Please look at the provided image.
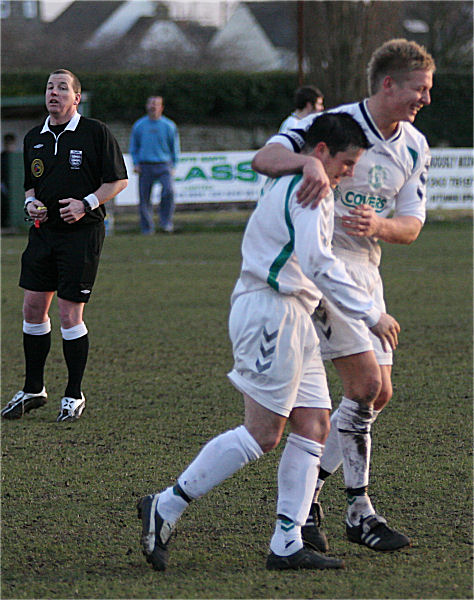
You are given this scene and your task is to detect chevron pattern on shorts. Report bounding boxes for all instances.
[255,326,278,373]
[313,301,332,340]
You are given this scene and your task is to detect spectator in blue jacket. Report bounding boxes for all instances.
[130,96,180,234]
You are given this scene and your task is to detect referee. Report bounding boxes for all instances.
[2,69,128,422]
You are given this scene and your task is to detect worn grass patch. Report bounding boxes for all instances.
[1,219,472,599]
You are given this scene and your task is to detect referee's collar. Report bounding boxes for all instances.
[41,112,82,134]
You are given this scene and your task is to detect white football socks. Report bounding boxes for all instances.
[270,433,323,556]
[318,407,342,475]
[338,397,373,490]
[346,493,375,526]
[158,425,262,524]
[319,405,380,478]
[336,397,378,525]
[271,518,303,557]
[310,400,381,522]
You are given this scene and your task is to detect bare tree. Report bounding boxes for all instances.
[301,0,472,107]
[402,1,473,73]
[302,1,403,107]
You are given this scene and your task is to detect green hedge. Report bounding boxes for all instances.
[2,71,472,146]
[415,71,473,147]
[1,71,298,128]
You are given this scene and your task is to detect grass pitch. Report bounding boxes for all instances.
[1,215,472,599]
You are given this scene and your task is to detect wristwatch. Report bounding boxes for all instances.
[24,199,34,216]
[82,198,93,213]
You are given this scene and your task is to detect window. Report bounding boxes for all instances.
[0,0,11,19]
[23,0,37,19]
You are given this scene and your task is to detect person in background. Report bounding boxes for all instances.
[1,69,128,423]
[279,86,324,133]
[129,96,180,234]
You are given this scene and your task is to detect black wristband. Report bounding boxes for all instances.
[82,198,92,214]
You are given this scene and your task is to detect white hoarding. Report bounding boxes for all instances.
[116,152,263,206]
[116,149,473,210]
[426,148,473,209]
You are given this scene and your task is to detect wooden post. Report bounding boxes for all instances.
[297,0,304,86]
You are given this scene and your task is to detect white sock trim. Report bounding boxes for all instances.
[23,319,51,335]
[234,425,264,460]
[287,433,324,457]
[338,396,373,433]
[61,322,88,340]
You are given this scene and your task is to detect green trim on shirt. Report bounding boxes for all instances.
[267,175,302,291]
[407,146,418,169]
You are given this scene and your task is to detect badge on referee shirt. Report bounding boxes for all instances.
[31,159,44,178]
[69,150,83,169]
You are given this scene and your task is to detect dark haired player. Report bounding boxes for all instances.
[279,85,325,133]
[137,113,400,572]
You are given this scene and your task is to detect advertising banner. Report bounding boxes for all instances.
[426,148,473,209]
[116,149,473,209]
[117,152,263,206]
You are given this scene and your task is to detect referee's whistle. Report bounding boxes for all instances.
[34,206,47,228]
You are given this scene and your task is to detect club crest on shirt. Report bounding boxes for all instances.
[31,159,44,178]
[69,149,82,169]
[368,165,388,190]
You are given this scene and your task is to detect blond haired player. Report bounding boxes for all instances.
[252,39,435,552]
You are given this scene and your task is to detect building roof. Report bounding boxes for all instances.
[45,1,124,39]
[175,20,217,48]
[245,1,297,51]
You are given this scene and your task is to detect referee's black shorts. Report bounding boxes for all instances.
[19,222,106,303]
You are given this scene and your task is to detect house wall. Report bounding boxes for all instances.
[111,121,275,152]
[139,21,196,52]
[209,4,281,71]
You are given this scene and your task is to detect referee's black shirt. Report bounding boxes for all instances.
[23,113,127,230]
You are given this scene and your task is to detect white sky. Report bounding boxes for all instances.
[41,0,73,21]
[40,0,237,25]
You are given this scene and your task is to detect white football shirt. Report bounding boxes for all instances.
[267,100,430,266]
[279,113,302,133]
[232,174,381,326]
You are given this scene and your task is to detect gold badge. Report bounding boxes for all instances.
[31,159,44,178]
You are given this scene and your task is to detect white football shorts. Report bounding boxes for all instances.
[227,287,331,418]
[313,248,393,366]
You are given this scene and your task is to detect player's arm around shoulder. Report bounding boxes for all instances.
[252,144,330,207]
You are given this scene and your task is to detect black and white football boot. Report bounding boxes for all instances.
[266,546,344,570]
[346,513,411,551]
[137,493,174,571]
[1,388,48,419]
[56,393,86,422]
[302,501,329,553]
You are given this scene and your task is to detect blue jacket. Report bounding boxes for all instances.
[129,115,180,167]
